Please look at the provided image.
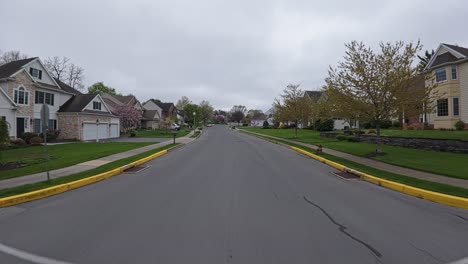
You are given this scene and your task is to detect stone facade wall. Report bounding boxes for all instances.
[57,114,80,140]
[320,132,468,153]
[6,72,35,118]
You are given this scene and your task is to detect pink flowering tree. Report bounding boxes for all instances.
[114,105,142,133]
[216,115,226,123]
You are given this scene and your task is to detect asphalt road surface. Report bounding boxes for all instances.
[0,125,467,264]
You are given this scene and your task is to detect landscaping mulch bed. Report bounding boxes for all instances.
[0,162,24,171]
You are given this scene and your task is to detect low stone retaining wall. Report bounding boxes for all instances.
[320,132,468,153]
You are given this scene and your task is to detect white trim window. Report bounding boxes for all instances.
[93,101,102,110]
[453,97,459,116]
[451,65,457,80]
[14,87,30,105]
[435,67,447,82]
[35,91,55,106]
[29,67,42,80]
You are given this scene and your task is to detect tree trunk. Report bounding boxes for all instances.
[295,120,298,138]
[375,119,382,153]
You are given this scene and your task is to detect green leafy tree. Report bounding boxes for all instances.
[199,100,214,125]
[183,103,202,127]
[229,105,247,124]
[325,40,430,152]
[176,96,192,110]
[88,82,121,95]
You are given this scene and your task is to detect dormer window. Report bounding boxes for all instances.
[435,67,446,82]
[93,101,102,110]
[29,67,42,80]
[14,87,29,105]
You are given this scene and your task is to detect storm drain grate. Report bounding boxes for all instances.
[124,166,150,174]
[332,171,360,180]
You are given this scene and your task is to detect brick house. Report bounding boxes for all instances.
[0,57,120,141]
[424,43,468,129]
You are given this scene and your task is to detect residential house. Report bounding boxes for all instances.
[250,113,268,127]
[141,110,161,129]
[424,43,468,129]
[304,90,354,130]
[177,109,185,124]
[142,99,178,120]
[0,57,119,141]
[101,92,144,131]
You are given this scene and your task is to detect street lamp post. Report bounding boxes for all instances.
[193,111,196,131]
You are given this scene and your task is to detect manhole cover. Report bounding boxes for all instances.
[124,166,150,174]
[332,171,360,180]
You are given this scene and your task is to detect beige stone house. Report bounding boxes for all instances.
[0,57,120,141]
[424,43,468,129]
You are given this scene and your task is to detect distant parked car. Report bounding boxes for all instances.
[207,123,213,127]
[171,123,180,131]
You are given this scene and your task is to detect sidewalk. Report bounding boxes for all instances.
[241,130,468,189]
[0,134,195,190]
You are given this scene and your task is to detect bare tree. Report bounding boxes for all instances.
[44,56,70,80]
[67,63,84,90]
[0,50,28,65]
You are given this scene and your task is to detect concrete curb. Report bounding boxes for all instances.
[239,129,468,210]
[0,146,175,208]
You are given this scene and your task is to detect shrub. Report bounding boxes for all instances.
[20,132,38,144]
[128,129,137,137]
[262,120,270,129]
[30,136,44,145]
[315,119,334,131]
[362,122,373,129]
[39,129,60,142]
[455,120,465,131]
[346,136,359,142]
[380,120,393,129]
[10,138,26,146]
[407,127,415,130]
[336,135,347,141]
[367,129,376,134]
[392,121,401,128]
[242,123,248,127]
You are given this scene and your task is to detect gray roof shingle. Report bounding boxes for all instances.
[0,57,37,79]
[58,94,96,112]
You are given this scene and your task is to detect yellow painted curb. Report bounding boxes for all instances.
[290,146,468,210]
[0,149,169,208]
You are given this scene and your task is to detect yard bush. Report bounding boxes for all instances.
[39,129,60,142]
[262,120,270,129]
[128,130,137,137]
[455,120,465,131]
[242,123,248,127]
[392,121,401,128]
[314,119,334,131]
[336,135,347,141]
[10,138,26,146]
[20,132,38,144]
[380,120,393,129]
[346,136,359,142]
[29,136,44,145]
[367,129,376,134]
[0,119,8,146]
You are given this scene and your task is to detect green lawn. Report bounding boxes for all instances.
[136,129,190,138]
[0,142,153,180]
[379,129,468,140]
[0,144,178,198]
[244,128,468,180]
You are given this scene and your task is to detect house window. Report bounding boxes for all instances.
[34,119,41,133]
[34,119,57,133]
[14,87,29,105]
[453,97,459,116]
[29,68,42,80]
[451,65,457,80]
[93,102,102,110]
[435,67,447,82]
[35,91,55,106]
[48,119,57,130]
[437,99,449,116]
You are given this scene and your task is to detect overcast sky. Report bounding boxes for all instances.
[2,0,467,111]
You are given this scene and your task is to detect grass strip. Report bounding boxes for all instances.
[247,132,468,198]
[0,144,178,198]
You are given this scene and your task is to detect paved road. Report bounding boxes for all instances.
[0,125,467,264]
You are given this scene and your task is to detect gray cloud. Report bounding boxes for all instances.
[1,0,467,110]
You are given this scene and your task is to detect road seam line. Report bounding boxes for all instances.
[0,243,73,264]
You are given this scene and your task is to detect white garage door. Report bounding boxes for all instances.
[110,124,119,138]
[83,123,109,141]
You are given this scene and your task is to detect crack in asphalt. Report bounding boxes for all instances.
[408,242,444,263]
[303,196,382,258]
[454,214,468,223]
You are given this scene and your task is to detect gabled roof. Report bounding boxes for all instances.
[112,94,134,105]
[152,100,175,112]
[58,94,97,112]
[252,113,267,120]
[425,43,468,70]
[177,110,185,116]
[0,87,17,107]
[54,78,82,95]
[142,110,159,120]
[0,57,37,79]
[443,43,468,57]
